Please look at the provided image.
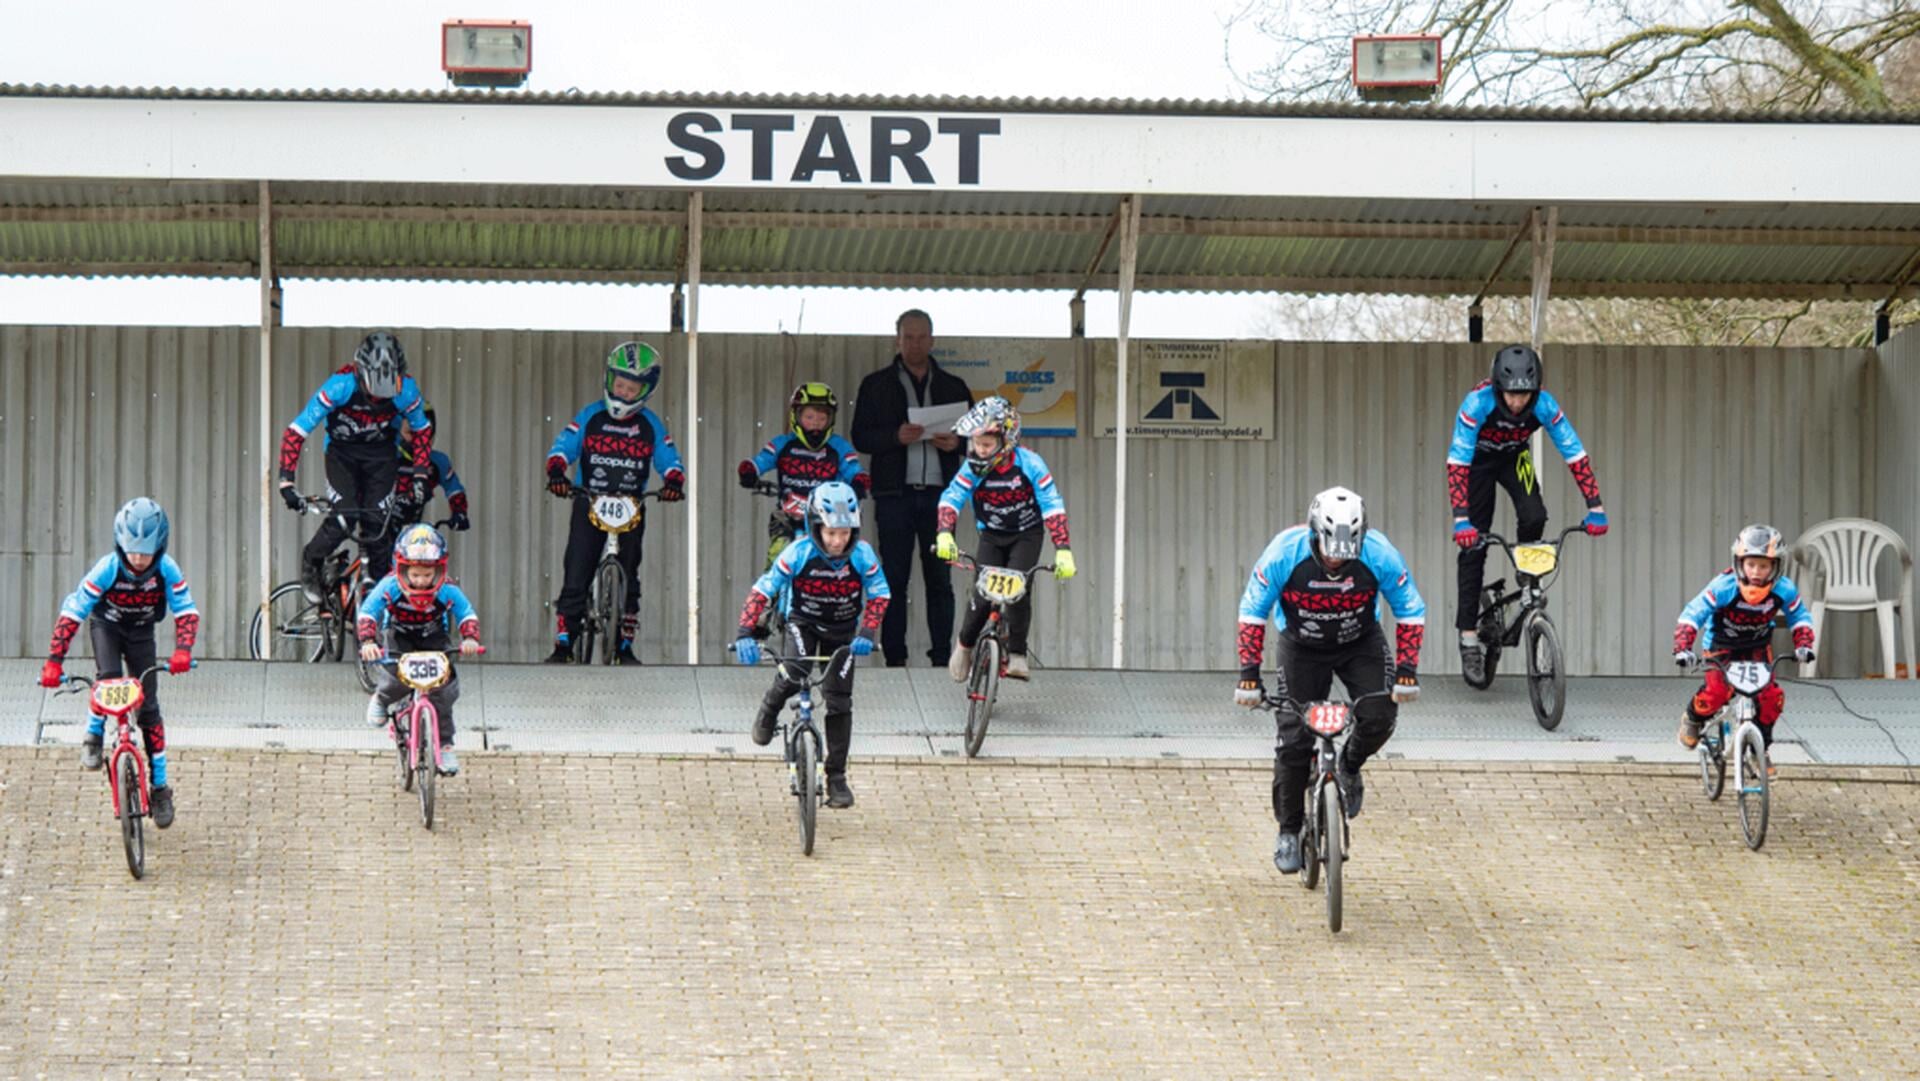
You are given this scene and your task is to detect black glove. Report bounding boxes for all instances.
[448,511,471,532]
[737,461,759,489]
[279,484,303,512]
[547,466,572,498]
[659,481,685,503]
[851,473,871,499]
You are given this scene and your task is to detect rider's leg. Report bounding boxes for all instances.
[955,531,1016,652]
[817,627,856,779]
[996,529,1046,657]
[1454,456,1502,633]
[614,518,648,657]
[119,627,168,789]
[1683,667,1734,747]
[1755,679,1785,748]
[1333,629,1398,817]
[552,499,604,649]
[1496,449,1549,545]
[911,488,956,667]
[427,669,461,747]
[81,621,126,768]
[1269,637,1335,835]
[355,454,401,581]
[300,453,357,586]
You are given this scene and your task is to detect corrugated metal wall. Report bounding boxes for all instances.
[0,326,1879,675]
[1872,324,1920,664]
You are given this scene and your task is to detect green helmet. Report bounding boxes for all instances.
[788,382,838,450]
[604,341,662,420]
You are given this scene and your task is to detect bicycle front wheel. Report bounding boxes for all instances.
[795,725,820,856]
[250,581,329,662]
[1322,777,1345,933]
[593,560,626,666]
[1523,614,1566,731]
[416,702,438,830]
[964,639,1000,758]
[1736,723,1769,850]
[118,755,145,880]
[1699,735,1726,801]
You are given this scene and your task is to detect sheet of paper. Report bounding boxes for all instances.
[907,401,970,440]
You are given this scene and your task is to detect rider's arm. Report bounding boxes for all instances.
[1444,386,1493,518]
[397,379,434,471]
[1674,573,1735,653]
[746,435,786,479]
[1774,575,1816,650]
[356,578,397,643]
[433,450,469,518]
[47,555,115,659]
[852,541,891,638]
[545,402,594,478]
[738,546,799,633]
[440,583,481,642]
[1235,531,1296,678]
[830,434,870,488]
[934,470,974,533]
[643,408,687,490]
[1533,389,1602,507]
[1363,532,1427,675]
[281,372,358,483]
[160,555,201,654]
[1018,448,1071,549]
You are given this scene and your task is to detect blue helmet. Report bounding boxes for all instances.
[808,481,861,551]
[113,497,170,559]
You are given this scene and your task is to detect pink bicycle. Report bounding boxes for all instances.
[379,648,481,830]
[54,663,186,879]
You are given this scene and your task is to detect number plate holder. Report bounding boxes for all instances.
[589,494,643,534]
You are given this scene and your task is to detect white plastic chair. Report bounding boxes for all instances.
[1790,518,1916,680]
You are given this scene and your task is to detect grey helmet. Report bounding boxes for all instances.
[1307,486,1366,562]
[354,332,406,400]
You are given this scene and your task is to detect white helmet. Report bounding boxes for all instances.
[1307,486,1366,561]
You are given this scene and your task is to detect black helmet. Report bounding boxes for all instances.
[1490,345,1542,394]
[355,332,406,399]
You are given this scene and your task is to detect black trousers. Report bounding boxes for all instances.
[88,620,165,753]
[555,496,647,640]
[957,528,1044,655]
[874,488,955,666]
[1270,626,1398,832]
[760,622,857,777]
[305,451,400,582]
[1455,449,1549,631]
[371,630,461,744]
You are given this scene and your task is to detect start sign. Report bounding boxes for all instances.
[665,112,1002,186]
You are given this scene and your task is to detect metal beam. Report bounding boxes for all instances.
[1111,194,1142,670]
[257,181,274,654]
[13,201,1920,247]
[684,191,703,664]
[4,260,1919,301]
[1530,207,1558,350]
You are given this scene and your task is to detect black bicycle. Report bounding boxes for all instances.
[1265,688,1394,934]
[251,494,405,692]
[1467,526,1585,730]
[563,488,662,665]
[946,553,1055,758]
[732,642,852,856]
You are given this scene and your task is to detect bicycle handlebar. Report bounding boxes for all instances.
[1260,688,1396,713]
[567,488,666,504]
[52,662,190,697]
[945,552,1057,577]
[726,642,855,683]
[1477,524,1587,555]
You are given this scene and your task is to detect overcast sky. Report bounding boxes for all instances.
[0,0,1296,338]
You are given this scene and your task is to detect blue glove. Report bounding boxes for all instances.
[733,637,761,666]
[1583,507,1609,537]
[849,635,875,657]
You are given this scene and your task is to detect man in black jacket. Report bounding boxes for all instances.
[851,309,974,667]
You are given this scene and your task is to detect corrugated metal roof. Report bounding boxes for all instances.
[4,81,1919,123]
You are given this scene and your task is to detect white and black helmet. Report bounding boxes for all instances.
[1307,486,1367,561]
[354,332,406,400]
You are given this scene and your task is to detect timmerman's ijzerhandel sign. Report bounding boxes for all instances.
[664,112,1002,185]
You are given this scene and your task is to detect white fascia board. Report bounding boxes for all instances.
[0,96,1914,206]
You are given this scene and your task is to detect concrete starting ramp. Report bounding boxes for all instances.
[6,659,1918,767]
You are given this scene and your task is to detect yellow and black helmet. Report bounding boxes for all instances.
[788,382,838,450]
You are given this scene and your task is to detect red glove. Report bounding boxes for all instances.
[169,649,193,676]
[659,482,685,503]
[39,660,63,689]
[851,473,871,499]
[1452,520,1480,550]
[737,461,760,489]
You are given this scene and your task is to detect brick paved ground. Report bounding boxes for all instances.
[1,748,1916,1080]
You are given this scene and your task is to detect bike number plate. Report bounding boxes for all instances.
[1725,661,1771,696]
[397,651,451,691]
[1512,544,1558,577]
[589,494,642,534]
[1305,702,1350,736]
[90,678,144,715]
[976,567,1028,604]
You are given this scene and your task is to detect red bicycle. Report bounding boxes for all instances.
[378,648,481,830]
[946,554,1056,758]
[54,663,186,879]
